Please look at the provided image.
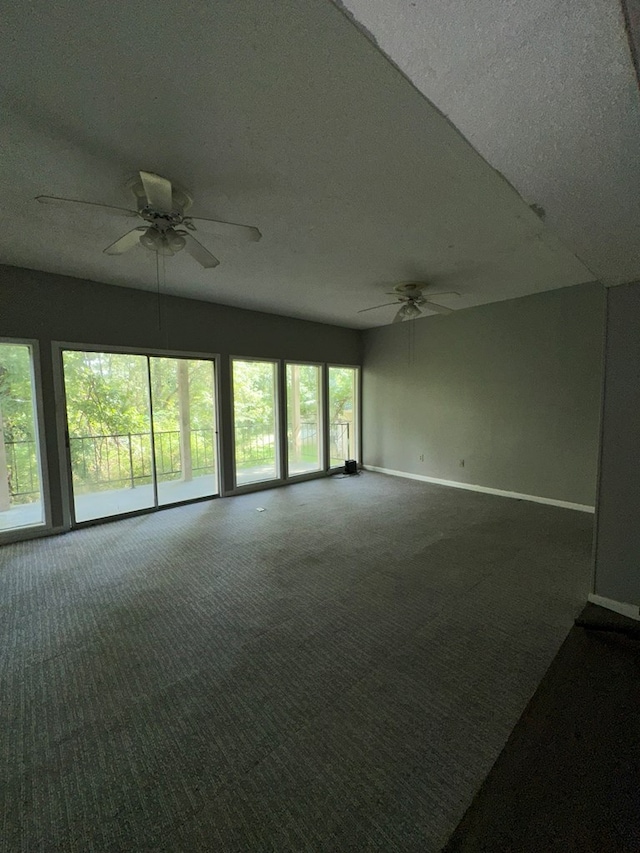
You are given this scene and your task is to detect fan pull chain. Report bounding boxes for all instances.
[161,251,169,349]
[410,317,415,367]
[155,250,163,347]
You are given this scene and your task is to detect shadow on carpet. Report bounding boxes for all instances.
[442,603,640,853]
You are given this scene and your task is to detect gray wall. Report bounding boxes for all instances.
[1,265,362,529]
[362,282,605,506]
[593,282,640,605]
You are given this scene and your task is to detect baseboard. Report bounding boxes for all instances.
[363,465,595,513]
[0,524,67,545]
[587,593,640,621]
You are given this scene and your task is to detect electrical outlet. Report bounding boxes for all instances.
[419,453,425,462]
[459,459,465,467]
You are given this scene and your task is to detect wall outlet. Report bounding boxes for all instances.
[419,453,425,462]
[459,459,465,467]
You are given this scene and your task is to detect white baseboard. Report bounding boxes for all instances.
[587,593,640,621]
[363,465,595,513]
[0,524,66,545]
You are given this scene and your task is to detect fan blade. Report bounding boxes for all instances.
[357,302,399,314]
[103,228,145,255]
[186,216,261,243]
[424,300,453,315]
[36,196,137,218]
[392,307,405,323]
[140,171,174,212]
[183,234,220,269]
[428,291,460,297]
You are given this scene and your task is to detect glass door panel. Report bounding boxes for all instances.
[232,359,279,486]
[63,351,154,522]
[0,342,45,531]
[149,357,218,505]
[328,366,358,467]
[286,363,322,476]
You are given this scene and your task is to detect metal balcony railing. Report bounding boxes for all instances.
[5,438,40,500]
[68,429,216,492]
[235,421,351,466]
[3,420,353,503]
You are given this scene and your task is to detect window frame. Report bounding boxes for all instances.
[52,341,222,528]
[0,337,52,542]
[284,360,325,479]
[230,355,282,491]
[327,363,361,470]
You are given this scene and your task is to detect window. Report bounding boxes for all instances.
[328,366,359,467]
[0,342,46,531]
[150,357,218,506]
[232,359,279,486]
[62,349,218,523]
[286,363,322,476]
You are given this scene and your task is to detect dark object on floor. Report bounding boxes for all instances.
[442,602,640,853]
[344,459,358,474]
[575,602,640,636]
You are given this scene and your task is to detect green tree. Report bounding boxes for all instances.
[0,344,40,505]
[328,367,355,423]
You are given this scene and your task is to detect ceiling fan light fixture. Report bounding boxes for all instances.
[401,301,422,319]
[139,227,183,256]
[139,227,162,251]
[165,229,186,252]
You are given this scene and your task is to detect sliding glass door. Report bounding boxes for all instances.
[0,341,46,532]
[61,351,358,516]
[63,351,154,522]
[150,357,218,505]
[232,359,279,486]
[328,366,359,467]
[62,349,218,523]
[286,363,322,476]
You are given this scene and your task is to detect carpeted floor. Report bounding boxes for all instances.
[0,472,593,851]
[444,602,640,853]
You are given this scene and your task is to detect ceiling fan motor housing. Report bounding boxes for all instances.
[126,175,193,221]
[393,282,424,294]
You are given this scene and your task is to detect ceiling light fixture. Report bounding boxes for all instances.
[139,227,162,252]
[400,301,422,319]
[139,226,186,256]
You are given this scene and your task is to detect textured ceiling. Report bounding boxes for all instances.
[336,0,640,288]
[1,0,595,328]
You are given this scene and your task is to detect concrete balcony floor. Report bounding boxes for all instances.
[1,461,332,532]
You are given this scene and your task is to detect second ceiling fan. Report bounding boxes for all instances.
[359,282,459,323]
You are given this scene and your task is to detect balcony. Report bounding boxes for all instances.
[1,421,352,529]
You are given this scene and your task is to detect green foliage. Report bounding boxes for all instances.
[63,351,151,437]
[232,360,277,469]
[0,344,40,503]
[63,353,218,491]
[328,367,356,464]
[328,366,355,423]
[0,344,36,443]
[233,360,276,432]
[2,349,359,504]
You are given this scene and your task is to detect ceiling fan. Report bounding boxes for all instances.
[36,171,262,269]
[358,282,459,323]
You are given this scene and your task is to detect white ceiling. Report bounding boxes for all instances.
[336,0,640,288]
[0,0,603,328]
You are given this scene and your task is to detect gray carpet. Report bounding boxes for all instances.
[0,472,592,851]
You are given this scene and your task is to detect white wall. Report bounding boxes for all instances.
[362,283,604,506]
